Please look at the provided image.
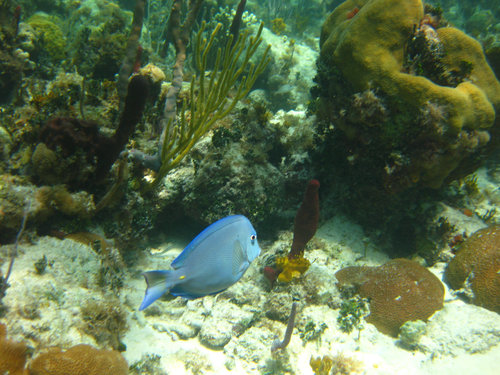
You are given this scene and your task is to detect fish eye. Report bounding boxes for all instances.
[250,234,257,242]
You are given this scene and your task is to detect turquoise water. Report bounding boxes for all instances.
[0,1,499,374]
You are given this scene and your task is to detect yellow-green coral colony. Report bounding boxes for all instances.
[318,0,500,189]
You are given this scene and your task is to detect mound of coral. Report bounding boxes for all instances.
[29,344,128,375]
[335,258,445,336]
[317,0,500,191]
[0,323,128,375]
[445,225,500,313]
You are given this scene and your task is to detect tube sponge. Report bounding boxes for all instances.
[276,179,320,283]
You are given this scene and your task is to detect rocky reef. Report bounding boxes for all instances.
[316,0,499,190]
[312,0,500,254]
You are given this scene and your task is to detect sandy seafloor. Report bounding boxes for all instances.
[1,169,500,374]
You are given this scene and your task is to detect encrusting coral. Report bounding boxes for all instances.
[445,225,500,313]
[335,259,444,337]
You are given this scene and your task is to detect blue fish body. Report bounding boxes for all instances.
[139,215,261,310]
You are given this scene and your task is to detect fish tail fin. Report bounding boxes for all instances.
[139,270,176,311]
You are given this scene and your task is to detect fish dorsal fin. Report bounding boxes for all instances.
[171,215,247,269]
[232,240,246,276]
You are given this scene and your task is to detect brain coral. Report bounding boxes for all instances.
[445,225,500,313]
[335,259,444,336]
[318,0,500,189]
[29,344,128,375]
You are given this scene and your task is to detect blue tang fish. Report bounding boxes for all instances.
[139,215,261,310]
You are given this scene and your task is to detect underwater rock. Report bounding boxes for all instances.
[0,176,96,242]
[198,320,234,350]
[417,302,500,356]
[159,301,207,340]
[335,258,444,337]
[256,25,317,111]
[198,302,255,350]
[168,323,198,340]
[265,292,294,322]
[398,320,427,349]
[224,323,276,368]
[159,102,316,229]
[69,1,130,80]
[445,225,500,313]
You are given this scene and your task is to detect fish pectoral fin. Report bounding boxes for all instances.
[232,240,246,276]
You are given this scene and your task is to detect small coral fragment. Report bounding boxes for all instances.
[310,352,362,375]
[310,355,333,375]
